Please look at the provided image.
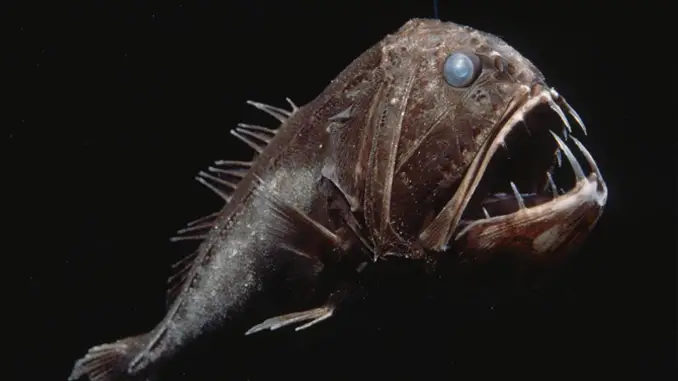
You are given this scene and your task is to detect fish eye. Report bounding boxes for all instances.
[443,51,481,88]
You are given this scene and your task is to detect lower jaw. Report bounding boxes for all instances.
[453,172,606,260]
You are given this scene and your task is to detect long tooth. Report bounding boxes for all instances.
[562,126,569,141]
[549,131,585,181]
[555,149,562,167]
[509,181,526,209]
[559,97,587,135]
[482,207,491,219]
[570,136,604,183]
[548,98,572,134]
[546,172,558,197]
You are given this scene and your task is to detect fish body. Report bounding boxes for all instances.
[69,18,607,381]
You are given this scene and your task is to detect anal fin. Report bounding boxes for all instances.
[245,305,334,335]
[245,283,351,335]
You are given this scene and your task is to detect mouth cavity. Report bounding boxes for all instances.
[457,88,605,227]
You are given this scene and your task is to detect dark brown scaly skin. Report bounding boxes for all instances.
[69,19,607,381]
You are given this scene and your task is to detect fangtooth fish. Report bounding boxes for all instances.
[69,18,607,381]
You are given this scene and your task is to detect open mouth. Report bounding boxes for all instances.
[419,87,608,253]
[459,92,597,221]
[453,87,608,248]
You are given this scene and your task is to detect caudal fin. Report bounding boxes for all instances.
[68,334,149,381]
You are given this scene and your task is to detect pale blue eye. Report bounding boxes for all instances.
[443,51,481,87]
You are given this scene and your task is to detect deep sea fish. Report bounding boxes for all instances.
[69,18,607,381]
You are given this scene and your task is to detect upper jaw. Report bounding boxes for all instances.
[452,85,608,257]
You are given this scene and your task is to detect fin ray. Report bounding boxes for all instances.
[195,176,231,201]
[252,175,345,263]
[168,234,207,242]
[245,306,334,335]
[237,122,277,137]
[184,212,219,227]
[234,127,273,146]
[69,335,149,381]
[212,159,252,168]
[230,129,264,153]
[174,221,213,235]
[207,166,248,179]
[166,250,199,304]
[197,171,238,190]
[246,99,295,123]
[195,170,238,202]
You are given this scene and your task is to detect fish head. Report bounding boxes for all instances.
[373,19,607,262]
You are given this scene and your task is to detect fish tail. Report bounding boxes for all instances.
[68,333,151,381]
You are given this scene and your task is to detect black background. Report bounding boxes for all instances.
[7,0,675,380]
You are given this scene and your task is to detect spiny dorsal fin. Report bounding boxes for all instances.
[195,160,250,201]
[234,125,274,146]
[233,98,297,152]
[211,159,252,179]
[230,129,265,153]
[184,211,220,227]
[166,212,221,304]
[285,97,299,112]
[195,169,239,202]
[251,175,346,264]
[169,222,212,242]
[166,249,199,304]
[237,123,277,138]
[246,98,297,123]
[213,159,253,168]
[172,159,253,302]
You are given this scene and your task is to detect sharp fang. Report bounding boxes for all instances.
[570,136,604,183]
[562,126,569,141]
[546,172,558,197]
[559,97,587,135]
[510,181,526,209]
[548,98,572,133]
[482,207,491,219]
[555,149,562,167]
[549,131,585,180]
